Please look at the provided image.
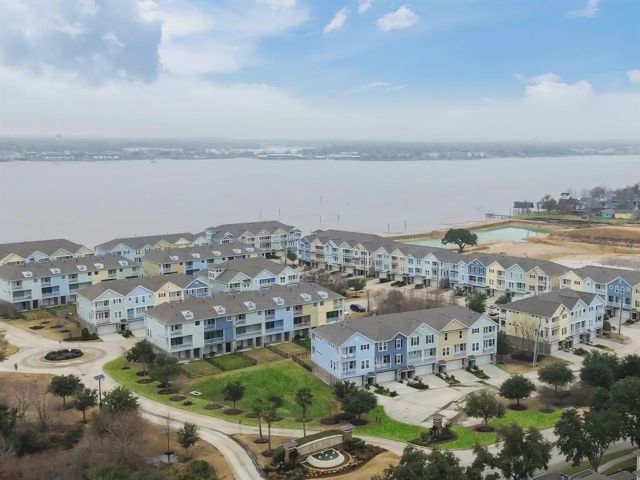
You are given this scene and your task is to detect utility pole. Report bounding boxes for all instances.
[618,295,624,336]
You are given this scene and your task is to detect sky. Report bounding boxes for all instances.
[0,0,639,141]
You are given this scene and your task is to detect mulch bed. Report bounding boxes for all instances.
[205,403,223,410]
[224,408,243,416]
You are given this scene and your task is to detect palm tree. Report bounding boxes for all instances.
[295,387,314,437]
[263,395,283,456]
[252,397,268,443]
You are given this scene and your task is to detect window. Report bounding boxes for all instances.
[395,354,403,364]
[472,327,480,334]
[377,341,388,352]
[410,336,420,347]
[444,332,448,341]
[360,344,370,351]
[472,342,480,352]
[361,360,370,369]
[442,346,450,356]
[425,334,434,344]
[395,338,402,349]
[458,330,463,339]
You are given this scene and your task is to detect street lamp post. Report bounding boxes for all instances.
[94,373,105,407]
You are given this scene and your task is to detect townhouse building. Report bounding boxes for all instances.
[144,282,344,360]
[195,257,300,294]
[311,306,497,385]
[142,244,267,276]
[0,255,141,310]
[202,221,301,255]
[76,273,209,335]
[560,266,640,314]
[0,239,93,266]
[501,289,604,353]
[95,232,209,261]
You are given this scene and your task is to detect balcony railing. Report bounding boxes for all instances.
[170,330,183,336]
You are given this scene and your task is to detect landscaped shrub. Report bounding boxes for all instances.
[182,400,193,406]
[414,284,425,289]
[170,395,186,401]
[573,347,588,356]
[378,277,391,284]
[511,350,546,363]
[205,403,222,410]
[407,378,429,390]
[466,366,490,380]
[410,425,456,447]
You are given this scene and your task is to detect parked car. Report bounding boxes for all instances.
[350,303,367,313]
[487,307,500,317]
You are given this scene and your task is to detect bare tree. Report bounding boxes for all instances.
[511,316,540,352]
[28,384,50,432]
[373,289,447,315]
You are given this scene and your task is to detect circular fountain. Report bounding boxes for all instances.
[44,348,83,361]
[306,448,345,469]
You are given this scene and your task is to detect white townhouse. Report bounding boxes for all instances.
[76,273,209,335]
[0,239,93,266]
[195,257,300,294]
[95,232,209,261]
[0,255,141,310]
[145,282,344,360]
[202,221,302,255]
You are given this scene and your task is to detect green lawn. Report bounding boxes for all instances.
[191,360,337,420]
[207,352,255,371]
[105,357,338,429]
[355,406,426,442]
[181,360,221,378]
[438,408,563,450]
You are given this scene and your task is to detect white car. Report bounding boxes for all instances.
[487,307,500,317]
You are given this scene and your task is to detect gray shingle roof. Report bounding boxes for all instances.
[504,289,600,317]
[141,244,266,265]
[0,239,90,261]
[313,306,483,345]
[76,273,201,301]
[574,265,640,286]
[201,257,293,283]
[0,254,140,281]
[204,221,296,241]
[96,233,199,252]
[147,281,343,325]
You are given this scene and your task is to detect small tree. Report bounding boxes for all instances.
[252,397,268,443]
[441,228,478,253]
[343,390,377,421]
[466,292,487,313]
[151,354,182,389]
[499,375,535,409]
[263,396,283,456]
[538,361,574,400]
[222,381,245,410]
[295,387,314,437]
[48,374,82,408]
[580,351,620,388]
[286,250,297,262]
[126,339,156,374]
[102,386,139,414]
[555,408,623,472]
[177,422,199,459]
[464,390,505,430]
[377,446,471,480]
[347,277,367,292]
[539,194,557,213]
[74,387,97,423]
[333,380,357,401]
[496,331,513,356]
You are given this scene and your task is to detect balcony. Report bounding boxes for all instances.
[204,336,224,344]
[171,342,193,350]
[170,329,183,336]
[375,363,391,370]
[341,352,356,359]
[483,347,495,353]
[341,370,357,376]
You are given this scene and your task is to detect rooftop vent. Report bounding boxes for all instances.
[77,265,87,272]
[244,301,256,311]
[300,293,312,302]
[317,291,329,299]
[246,247,254,252]
[191,253,201,259]
[181,310,194,320]
[21,271,33,278]
[169,255,179,261]
[232,249,242,254]
[93,263,104,269]
[273,297,285,306]
[49,268,61,275]
[118,260,129,267]
[213,305,226,315]
[212,251,221,256]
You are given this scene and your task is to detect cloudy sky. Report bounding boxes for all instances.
[0,0,638,141]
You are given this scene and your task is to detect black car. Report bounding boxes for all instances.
[350,304,367,313]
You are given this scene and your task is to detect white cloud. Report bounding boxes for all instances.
[323,7,348,33]
[627,69,640,86]
[261,0,296,9]
[358,0,373,14]
[101,32,124,49]
[377,5,419,32]
[342,81,388,95]
[566,0,600,18]
[385,84,406,92]
[1,66,639,141]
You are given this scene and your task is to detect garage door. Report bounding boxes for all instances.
[375,370,396,383]
[446,359,464,371]
[416,364,435,376]
[474,354,493,366]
